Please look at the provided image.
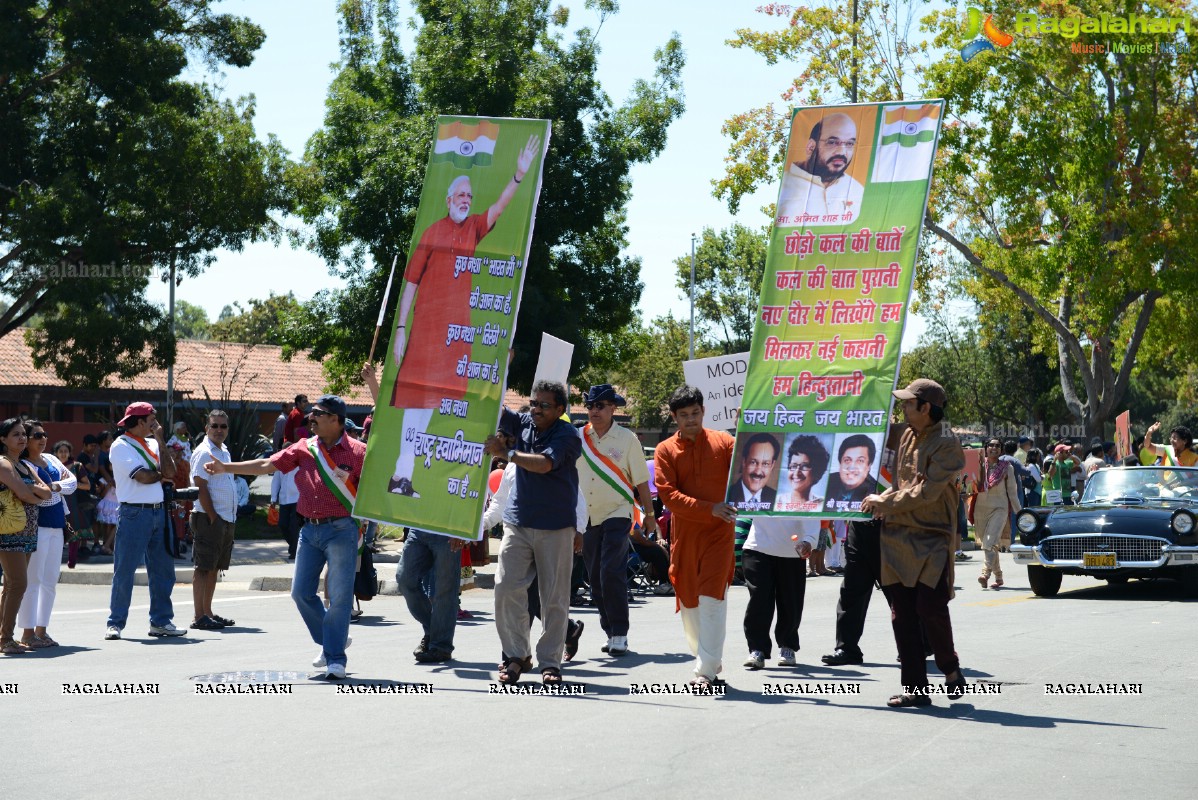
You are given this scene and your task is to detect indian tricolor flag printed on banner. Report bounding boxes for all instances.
[871,103,940,184]
[432,120,499,168]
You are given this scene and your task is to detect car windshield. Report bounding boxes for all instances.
[1083,466,1198,504]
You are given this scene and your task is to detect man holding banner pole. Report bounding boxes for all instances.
[387,134,542,501]
[206,395,365,680]
[577,384,656,658]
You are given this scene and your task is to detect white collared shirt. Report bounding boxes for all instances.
[190,437,237,522]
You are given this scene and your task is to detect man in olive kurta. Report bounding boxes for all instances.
[654,385,737,686]
[862,379,967,708]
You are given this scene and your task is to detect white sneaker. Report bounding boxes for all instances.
[778,647,797,666]
[148,623,187,638]
[608,635,629,656]
[312,636,351,668]
[743,650,765,670]
[325,663,346,679]
[104,626,121,641]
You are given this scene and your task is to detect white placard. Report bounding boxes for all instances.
[532,332,574,389]
[682,352,749,432]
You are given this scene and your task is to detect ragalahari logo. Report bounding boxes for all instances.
[960,8,1014,61]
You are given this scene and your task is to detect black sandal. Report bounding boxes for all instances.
[564,620,584,662]
[887,693,932,708]
[498,656,532,684]
[541,667,563,686]
[946,671,966,701]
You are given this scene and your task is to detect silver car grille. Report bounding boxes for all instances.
[1041,535,1166,562]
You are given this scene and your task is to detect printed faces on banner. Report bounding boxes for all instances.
[726,431,883,515]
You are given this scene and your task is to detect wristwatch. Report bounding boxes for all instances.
[507,449,517,461]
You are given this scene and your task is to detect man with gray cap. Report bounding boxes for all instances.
[577,384,656,657]
[206,395,365,679]
[861,379,967,708]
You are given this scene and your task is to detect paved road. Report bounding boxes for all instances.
[5,555,1196,799]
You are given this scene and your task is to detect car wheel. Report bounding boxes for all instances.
[1177,567,1198,598]
[1027,566,1062,597]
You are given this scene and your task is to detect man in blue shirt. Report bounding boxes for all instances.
[484,380,582,686]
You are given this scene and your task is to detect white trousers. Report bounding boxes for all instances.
[393,408,434,479]
[18,526,63,629]
[679,595,727,679]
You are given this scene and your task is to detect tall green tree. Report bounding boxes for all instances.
[287,0,686,390]
[672,223,768,354]
[717,1,1198,438]
[173,300,211,340]
[1,1,290,386]
[209,292,302,346]
[609,313,704,436]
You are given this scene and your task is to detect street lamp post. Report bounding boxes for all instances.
[688,232,696,360]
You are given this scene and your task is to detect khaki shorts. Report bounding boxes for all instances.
[191,514,236,571]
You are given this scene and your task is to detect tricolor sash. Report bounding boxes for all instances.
[121,434,160,470]
[581,424,644,527]
[307,438,357,514]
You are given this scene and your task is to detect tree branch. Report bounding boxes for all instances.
[0,277,49,335]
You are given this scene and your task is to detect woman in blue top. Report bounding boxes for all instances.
[19,420,76,648]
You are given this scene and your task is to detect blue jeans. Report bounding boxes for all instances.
[107,504,175,629]
[397,530,460,653]
[292,517,358,667]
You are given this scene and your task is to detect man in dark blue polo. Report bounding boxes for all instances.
[484,380,582,686]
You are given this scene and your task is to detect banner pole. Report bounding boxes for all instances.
[367,254,400,364]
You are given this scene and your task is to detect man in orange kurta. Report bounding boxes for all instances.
[654,385,737,686]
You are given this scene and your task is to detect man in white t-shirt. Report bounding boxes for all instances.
[189,410,238,631]
[105,402,187,640]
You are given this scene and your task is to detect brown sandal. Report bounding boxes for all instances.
[498,656,532,684]
[541,667,562,686]
[1,639,29,655]
[20,637,52,650]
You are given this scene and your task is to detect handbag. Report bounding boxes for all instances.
[0,488,26,535]
[266,503,280,526]
[966,491,978,525]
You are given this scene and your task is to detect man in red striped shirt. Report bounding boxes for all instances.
[207,395,365,679]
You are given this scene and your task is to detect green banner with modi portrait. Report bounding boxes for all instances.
[353,116,551,540]
[726,101,943,520]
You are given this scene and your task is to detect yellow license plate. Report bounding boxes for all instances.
[1083,552,1117,568]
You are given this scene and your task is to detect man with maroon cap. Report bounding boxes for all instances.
[861,379,967,708]
[105,402,186,640]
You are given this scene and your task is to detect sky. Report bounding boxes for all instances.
[144,0,933,349]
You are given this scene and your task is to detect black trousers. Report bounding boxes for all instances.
[583,517,632,637]
[632,541,670,583]
[742,549,807,656]
[832,519,882,656]
[882,564,960,691]
[277,503,300,558]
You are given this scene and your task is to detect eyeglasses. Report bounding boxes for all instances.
[585,402,612,411]
[30,432,48,440]
[308,409,333,418]
[788,463,813,474]
[530,401,556,410]
[820,138,856,150]
[209,423,228,430]
[986,443,1000,449]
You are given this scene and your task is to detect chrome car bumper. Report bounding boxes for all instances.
[1012,535,1198,569]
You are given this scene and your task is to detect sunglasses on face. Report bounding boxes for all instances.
[209,423,228,430]
[530,401,556,410]
[308,409,333,418]
[30,432,48,440]
[586,402,613,411]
